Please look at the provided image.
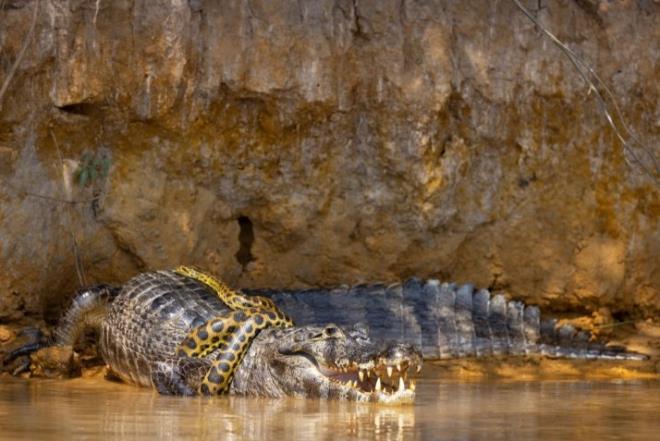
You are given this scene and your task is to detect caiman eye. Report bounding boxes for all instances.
[322,324,342,338]
[308,324,345,340]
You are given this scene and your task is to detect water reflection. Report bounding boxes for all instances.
[0,371,658,441]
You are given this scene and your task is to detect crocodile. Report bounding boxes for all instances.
[3,269,646,403]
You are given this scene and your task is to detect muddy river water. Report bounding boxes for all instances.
[0,367,658,440]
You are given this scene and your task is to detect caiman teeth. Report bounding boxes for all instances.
[324,359,422,398]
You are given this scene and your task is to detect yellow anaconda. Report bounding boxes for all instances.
[173,266,293,394]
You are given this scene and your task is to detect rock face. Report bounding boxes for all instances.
[0,0,657,323]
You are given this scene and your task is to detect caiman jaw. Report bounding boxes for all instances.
[318,357,422,404]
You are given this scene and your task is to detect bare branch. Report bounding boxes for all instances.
[511,0,659,183]
[0,177,100,204]
[51,131,88,288]
[0,0,39,111]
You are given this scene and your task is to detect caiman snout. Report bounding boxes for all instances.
[317,342,423,403]
[245,324,423,404]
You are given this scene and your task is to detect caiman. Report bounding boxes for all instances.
[6,268,422,404]
[3,268,646,404]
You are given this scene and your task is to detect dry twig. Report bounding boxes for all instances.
[511,0,659,183]
[0,0,39,111]
[51,131,88,288]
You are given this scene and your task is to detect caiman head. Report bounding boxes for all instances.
[229,323,422,404]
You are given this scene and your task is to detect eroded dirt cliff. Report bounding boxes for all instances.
[0,0,658,324]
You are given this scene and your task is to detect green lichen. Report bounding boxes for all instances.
[75,151,111,188]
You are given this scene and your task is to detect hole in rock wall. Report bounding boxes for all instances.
[55,102,101,116]
[235,216,255,270]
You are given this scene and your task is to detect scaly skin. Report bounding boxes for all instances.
[172,266,293,394]
[73,270,422,402]
[248,279,648,361]
[4,270,645,400]
[173,266,288,316]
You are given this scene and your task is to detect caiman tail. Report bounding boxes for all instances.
[250,279,647,361]
[2,284,119,371]
[54,284,120,346]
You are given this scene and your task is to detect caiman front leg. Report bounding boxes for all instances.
[176,309,293,395]
[152,357,211,396]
